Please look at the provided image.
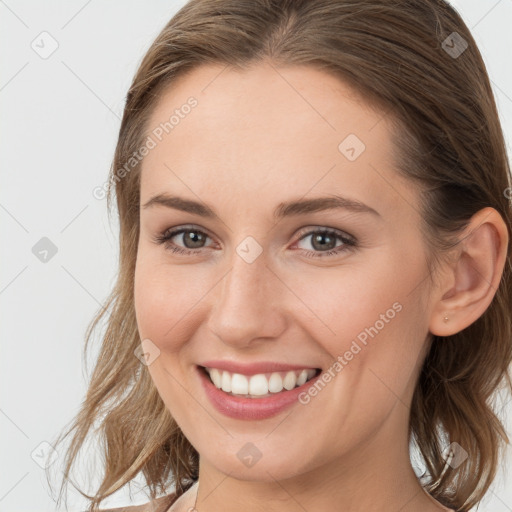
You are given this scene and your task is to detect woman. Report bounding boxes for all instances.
[49,1,512,511]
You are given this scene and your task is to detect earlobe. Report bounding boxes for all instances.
[429,207,509,337]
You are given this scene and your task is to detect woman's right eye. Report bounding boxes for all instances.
[153,226,214,255]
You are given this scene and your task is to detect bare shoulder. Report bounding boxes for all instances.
[97,492,177,512]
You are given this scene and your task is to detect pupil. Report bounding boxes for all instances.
[312,233,335,251]
[184,231,205,248]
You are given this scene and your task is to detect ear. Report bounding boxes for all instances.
[429,207,509,336]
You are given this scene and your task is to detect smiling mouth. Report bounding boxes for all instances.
[199,365,322,398]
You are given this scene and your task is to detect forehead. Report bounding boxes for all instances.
[140,62,417,222]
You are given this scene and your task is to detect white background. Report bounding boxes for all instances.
[1,1,511,510]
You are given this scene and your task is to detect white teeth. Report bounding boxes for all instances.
[205,367,318,398]
[296,369,308,386]
[283,371,297,390]
[221,370,231,392]
[231,373,249,394]
[249,374,269,395]
[268,372,283,393]
[209,368,222,388]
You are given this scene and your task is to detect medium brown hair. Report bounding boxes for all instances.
[49,1,512,510]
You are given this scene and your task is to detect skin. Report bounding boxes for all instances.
[133,61,508,512]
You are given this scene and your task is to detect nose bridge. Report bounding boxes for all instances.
[207,246,287,347]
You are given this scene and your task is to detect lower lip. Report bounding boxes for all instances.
[197,366,321,420]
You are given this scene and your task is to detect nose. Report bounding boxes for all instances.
[206,248,287,349]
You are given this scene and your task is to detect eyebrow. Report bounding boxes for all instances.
[142,193,381,219]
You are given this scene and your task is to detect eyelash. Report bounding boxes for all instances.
[153,225,357,259]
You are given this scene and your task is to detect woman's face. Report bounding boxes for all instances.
[134,62,437,481]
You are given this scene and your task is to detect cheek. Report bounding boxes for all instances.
[292,251,428,387]
[289,257,408,345]
[289,260,428,448]
[134,263,170,342]
[133,258,201,415]
[133,254,210,349]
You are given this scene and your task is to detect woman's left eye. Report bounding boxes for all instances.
[294,228,357,258]
[153,226,357,258]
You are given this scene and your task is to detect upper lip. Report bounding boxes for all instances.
[198,360,320,376]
